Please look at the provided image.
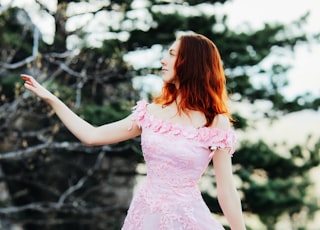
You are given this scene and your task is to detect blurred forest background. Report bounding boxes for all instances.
[0,0,319,229]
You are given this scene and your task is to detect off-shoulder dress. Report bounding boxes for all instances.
[122,100,236,230]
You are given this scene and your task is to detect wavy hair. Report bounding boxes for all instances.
[155,34,233,126]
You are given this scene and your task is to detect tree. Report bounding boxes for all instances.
[0,0,319,229]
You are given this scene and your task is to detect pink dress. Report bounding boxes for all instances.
[122,100,236,230]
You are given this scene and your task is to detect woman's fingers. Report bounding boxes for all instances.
[21,74,42,96]
[21,74,32,81]
[21,74,31,79]
[21,74,33,85]
[21,74,39,88]
[20,74,53,101]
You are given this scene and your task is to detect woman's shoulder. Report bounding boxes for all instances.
[146,102,162,113]
[132,100,161,119]
[210,114,231,131]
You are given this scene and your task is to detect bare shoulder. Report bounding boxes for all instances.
[146,102,162,114]
[211,114,231,130]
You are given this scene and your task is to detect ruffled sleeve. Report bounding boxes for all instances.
[128,100,148,130]
[208,128,237,156]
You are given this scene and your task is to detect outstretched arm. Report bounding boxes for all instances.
[21,74,141,146]
[211,115,246,230]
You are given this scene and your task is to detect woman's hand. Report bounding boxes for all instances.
[21,74,54,101]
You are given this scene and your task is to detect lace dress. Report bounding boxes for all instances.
[122,100,236,230]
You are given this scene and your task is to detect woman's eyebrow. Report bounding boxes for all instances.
[169,48,176,54]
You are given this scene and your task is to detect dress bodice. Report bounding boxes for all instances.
[132,100,236,183]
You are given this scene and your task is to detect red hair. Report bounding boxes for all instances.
[155,34,233,126]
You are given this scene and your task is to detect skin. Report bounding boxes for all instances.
[21,39,246,229]
[160,40,179,86]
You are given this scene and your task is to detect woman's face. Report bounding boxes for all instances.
[160,40,180,85]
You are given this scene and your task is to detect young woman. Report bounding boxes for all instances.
[21,33,246,229]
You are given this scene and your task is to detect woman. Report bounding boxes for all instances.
[21,33,246,229]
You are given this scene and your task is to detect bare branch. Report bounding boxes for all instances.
[46,51,74,59]
[57,151,105,206]
[0,56,35,70]
[0,142,93,160]
[0,176,61,197]
[0,201,122,215]
[0,141,134,161]
[58,62,84,78]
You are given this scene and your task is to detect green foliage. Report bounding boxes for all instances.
[0,74,22,103]
[233,140,319,227]
[0,8,33,60]
[231,113,248,130]
[78,104,131,126]
[235,141,298,178]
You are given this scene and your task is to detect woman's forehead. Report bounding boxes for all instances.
[169,39,180,52]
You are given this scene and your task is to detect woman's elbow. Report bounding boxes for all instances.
[80,139,95,146]
[79,133,100,146]
[82,140,96,146]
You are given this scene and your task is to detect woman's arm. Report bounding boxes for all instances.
[211,115,246,230]
[213,150,246,230]
[21,74,141,146]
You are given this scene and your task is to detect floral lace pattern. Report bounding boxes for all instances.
[122,100,237,230]
[130,100,236,155]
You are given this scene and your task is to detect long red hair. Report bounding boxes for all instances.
[155,34,233,127]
